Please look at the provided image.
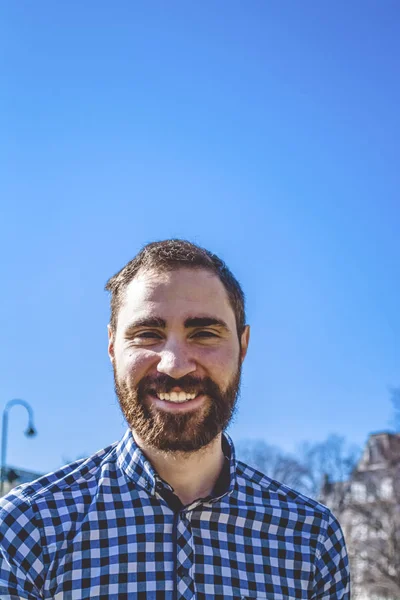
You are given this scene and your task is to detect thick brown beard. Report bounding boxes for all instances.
[113,365,242,453]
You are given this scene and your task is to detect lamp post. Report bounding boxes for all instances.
[0,399,37,496]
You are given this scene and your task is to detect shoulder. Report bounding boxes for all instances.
[0,441,118,535]
[236,458,332,520]
[234,460,349,597]
[2,441,117,502]
[0,444,114,596]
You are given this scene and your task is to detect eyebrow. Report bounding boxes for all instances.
[183,317,229,331]
[124,316,230,333]
[125,318,167,332]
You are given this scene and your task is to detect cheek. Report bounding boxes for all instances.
[204,345,240,382]
[115,349,156,382]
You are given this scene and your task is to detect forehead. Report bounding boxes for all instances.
[118,267,235,327]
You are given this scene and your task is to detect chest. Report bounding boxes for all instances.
[44,507,316,599]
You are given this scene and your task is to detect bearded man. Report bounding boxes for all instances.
[0,240,350,599]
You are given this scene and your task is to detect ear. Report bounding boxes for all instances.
[107,324,115,363]
[239,325,250,363]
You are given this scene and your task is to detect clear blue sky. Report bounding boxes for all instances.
[1,1,399,474]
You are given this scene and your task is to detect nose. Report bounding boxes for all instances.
[156,340,197,379]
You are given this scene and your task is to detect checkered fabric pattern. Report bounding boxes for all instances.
[0,429,350,599]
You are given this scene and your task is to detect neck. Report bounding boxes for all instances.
[132,431,226,506]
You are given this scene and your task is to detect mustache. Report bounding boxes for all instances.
[138,374,221,396]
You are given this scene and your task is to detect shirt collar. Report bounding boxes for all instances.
[116,428,237,501]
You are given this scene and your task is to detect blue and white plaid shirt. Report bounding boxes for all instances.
[0,429,350,599]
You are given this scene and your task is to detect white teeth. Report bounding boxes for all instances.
[156,392,197,403]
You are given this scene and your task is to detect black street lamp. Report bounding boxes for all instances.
[0,399,37,496]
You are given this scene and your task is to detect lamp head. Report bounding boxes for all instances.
[25,425,36,437]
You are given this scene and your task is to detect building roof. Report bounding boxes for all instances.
[357,431,400,472]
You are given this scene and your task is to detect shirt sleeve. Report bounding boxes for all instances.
[0,491,44,599]
[312,510,350,599]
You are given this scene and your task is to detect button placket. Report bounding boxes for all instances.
[176,512,195,600]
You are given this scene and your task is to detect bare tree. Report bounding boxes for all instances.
[236,435,359,503]
[235,439,309,493]
[297,434,360,509]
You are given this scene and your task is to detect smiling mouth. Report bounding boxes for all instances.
[148,391,200,404]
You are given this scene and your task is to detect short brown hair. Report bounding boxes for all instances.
[105,239,246,336]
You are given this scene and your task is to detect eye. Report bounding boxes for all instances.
[139,331,161,337]
[131,331,163,341]
[192,330,219,339]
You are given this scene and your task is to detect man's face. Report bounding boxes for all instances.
[108,267,249,453]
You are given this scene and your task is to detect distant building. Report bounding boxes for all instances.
[0,466,43,498]
[321,432,400,600]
